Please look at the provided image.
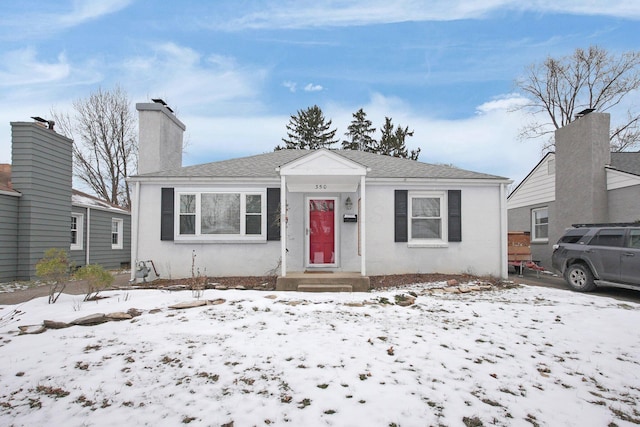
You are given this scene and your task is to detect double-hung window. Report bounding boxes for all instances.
[71,213,84,250]
[112,218,124,249]
[409,192,447,245]
[176,190,266,240]
[531,207,548,242]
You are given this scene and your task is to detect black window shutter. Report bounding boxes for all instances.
[394,190,408,242]
[267,188,281,241]
[448,190,462,242]
[161,188,174,241]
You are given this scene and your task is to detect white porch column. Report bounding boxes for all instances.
[280,175,287,277]
[360,175,366,276]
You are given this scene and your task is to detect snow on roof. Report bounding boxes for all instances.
[72,190,129,214]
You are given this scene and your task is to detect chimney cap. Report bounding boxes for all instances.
[576,108,595,119]
[31,116,55,130]
[151,98,174,113]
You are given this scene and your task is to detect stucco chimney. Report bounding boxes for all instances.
[551,111,610,243]
[136,100,186,174]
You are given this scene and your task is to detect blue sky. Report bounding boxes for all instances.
[1,1,639,187]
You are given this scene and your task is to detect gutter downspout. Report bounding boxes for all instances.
[280,175,287,277]
[85,208,91,265]
[360,175,366,276]
[130,181,141,282]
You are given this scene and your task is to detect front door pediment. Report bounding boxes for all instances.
[279,149,367,177]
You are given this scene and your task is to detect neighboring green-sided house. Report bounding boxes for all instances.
[128,101,511,290]
[0,120,131,282]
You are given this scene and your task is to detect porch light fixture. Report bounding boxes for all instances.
[345,197,353,211]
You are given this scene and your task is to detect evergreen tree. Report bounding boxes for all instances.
[342,108,376,151]
[375,117,420,160]
[377,117,395,156]
[278,105,338,150]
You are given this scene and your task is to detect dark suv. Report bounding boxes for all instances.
[552,224,640,292]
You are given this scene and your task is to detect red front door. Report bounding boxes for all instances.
[309,199,335,265]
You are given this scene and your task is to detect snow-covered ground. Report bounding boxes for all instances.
[1,282,639,426]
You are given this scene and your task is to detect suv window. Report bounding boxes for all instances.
[588,229,625,247]
[628,229,640,249]
[558,229,588,244]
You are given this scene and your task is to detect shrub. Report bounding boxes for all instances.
[35,248,73,304]
[75,264,114,301]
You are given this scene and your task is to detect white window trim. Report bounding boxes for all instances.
[112,218,124,250]
[531,207,549,243]
[71,213,84,251]
[174,189,267,242]
[408,191,448,247]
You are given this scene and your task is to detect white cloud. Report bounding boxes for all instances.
[282,81,297,93]
[58,0,133,27]
[304,83,323,92]
[0,0,133,40]
[176,91,545,188]
[207,0,640,31]
[0,48,70,86]
[181,114,290,165]
[0,42,267,163]
[121,42,266,114]
[476,93,529,114]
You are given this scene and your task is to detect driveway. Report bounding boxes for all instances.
[0,272,132,306]
[509,267,640,304]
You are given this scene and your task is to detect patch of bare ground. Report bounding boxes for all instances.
[127,273,507,292]
[369,273,504,290]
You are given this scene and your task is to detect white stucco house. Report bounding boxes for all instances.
[129,101,512,290]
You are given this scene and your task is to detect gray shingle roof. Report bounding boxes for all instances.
[611,152,640,176]
[135,149,507,180]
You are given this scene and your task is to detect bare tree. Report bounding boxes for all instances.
[51,86,137,209]
[516,46,640,151]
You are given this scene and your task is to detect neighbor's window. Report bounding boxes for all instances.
[71,213,84,251]
[409,192,446,244]
[112,218,123,249]
[531,207,548,242]
[176,191,265,240]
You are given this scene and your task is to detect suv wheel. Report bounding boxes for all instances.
[564,264,596,292]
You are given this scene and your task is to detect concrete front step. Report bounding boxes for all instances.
[276,273,370,292]
[297,284,353,293]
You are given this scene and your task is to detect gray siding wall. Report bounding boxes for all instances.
[11,122,73,280]
[0,194,19,281]
[508,201,556,269]
[69,206,131,270]
[608,186,640,223]
[87,209,131,269]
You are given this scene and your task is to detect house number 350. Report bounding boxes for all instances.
[315,184,327,190]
